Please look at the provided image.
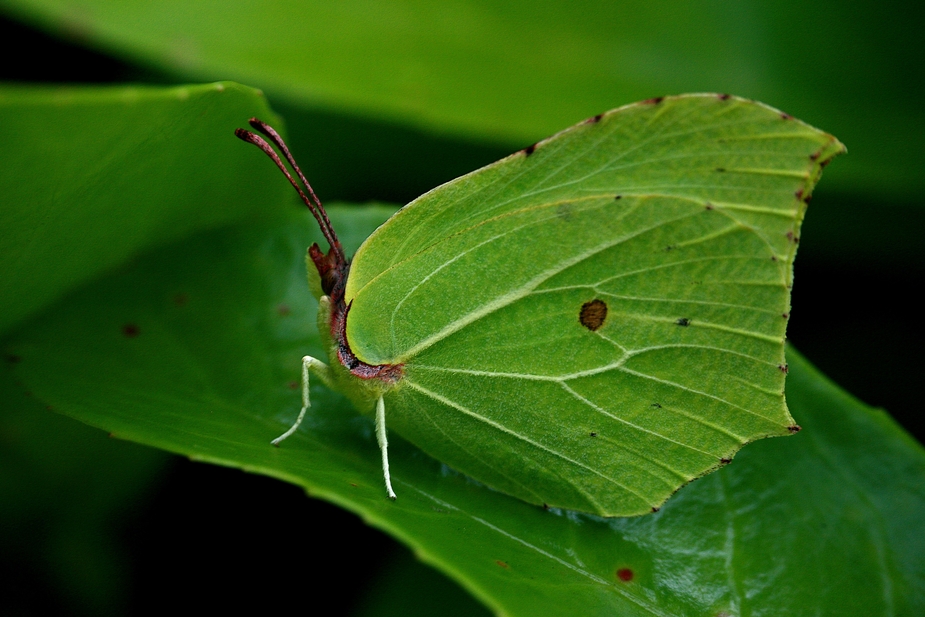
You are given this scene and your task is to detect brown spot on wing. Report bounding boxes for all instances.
[579,299,608,331]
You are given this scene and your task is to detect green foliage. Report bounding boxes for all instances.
[0,82,287,334]
[2,0,921,197]
[1,1,923,614]
[6,197,925,615]
[0,368,168,615]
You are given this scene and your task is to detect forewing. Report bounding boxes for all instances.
[344,95,842,516]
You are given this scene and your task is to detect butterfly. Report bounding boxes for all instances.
[236,94,842,517]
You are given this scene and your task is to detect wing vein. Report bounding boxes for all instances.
[405,380,652,505]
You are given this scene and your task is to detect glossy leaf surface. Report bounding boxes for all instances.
[0,0,919,197]
[7,205,924,616]
[343,95,843,515]
[0,81,286,334]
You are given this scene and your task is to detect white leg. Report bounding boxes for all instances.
[375,396,397,500]
[272,355,331,446]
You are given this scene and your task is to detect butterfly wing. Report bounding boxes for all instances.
[344,95,843,516]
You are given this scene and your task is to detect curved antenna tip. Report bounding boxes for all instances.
[234,120,344,263]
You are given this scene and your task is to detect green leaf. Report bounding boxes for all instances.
[6,204,924,615]
[336,95,841,516]
[0,364,169,614]
[1,0,920,197]
[0,81,288,335]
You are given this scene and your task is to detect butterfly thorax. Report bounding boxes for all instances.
[308,242,349,305]
[308,243,403,412]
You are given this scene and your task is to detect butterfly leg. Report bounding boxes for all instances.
[375,396,397,500]
[271,355,332,446]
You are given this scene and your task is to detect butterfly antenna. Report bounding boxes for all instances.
[245,119,343,262]
[235,120,345,263]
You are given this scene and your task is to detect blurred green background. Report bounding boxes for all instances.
[1,1,922,615]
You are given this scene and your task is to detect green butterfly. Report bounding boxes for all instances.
[236,94,842,517]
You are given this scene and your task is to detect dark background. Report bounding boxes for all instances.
[1,10,922,616]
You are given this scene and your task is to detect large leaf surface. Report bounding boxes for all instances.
[6,205,924,616]
[0,0,920,197]
[0,81,287,334]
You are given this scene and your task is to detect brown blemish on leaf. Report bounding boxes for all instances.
[675,318,690,327]
[616,568,634,582]
[788,425,802,433]
[643,96,664,105]
[651,506,660,513]
[770,255,778,262]
[122,324,140,338]
[705,203,714,210]
[277,304,291,316]
[782,312,790,319]
[720,458,732,464]
[585,113,604,123]
[718,93,731,100]
[287,380,299,389]
[523,143,537,156]
[615,194,622,200]
[590,432,598,437]
[579,299,608,331]
[496,560,509,569]
[781,113,793,120]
